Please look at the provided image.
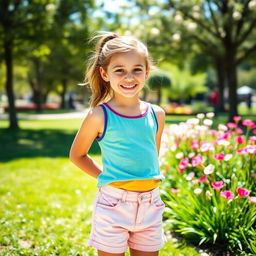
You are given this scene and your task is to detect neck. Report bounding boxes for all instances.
[109,96,141,108]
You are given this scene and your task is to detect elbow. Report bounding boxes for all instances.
[69,150,87,164]
[69,149,76,163]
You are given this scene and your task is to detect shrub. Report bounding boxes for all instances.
[160,113,256,254]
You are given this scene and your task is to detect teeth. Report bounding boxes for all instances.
[122,84,136,88]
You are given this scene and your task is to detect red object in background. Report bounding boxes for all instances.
[210,91,219,105]
[3,103,59,112]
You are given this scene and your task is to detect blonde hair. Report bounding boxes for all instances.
[85,31,152,107]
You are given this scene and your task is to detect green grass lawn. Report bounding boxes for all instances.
[0,118,202,255]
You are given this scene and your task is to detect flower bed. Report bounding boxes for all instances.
[163,103,193,115]
[160,113,256,255]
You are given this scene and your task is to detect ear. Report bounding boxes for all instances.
[99,67,110,82]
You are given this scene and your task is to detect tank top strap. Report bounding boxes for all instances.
[148,103,159,132]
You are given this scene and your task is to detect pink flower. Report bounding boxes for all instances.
[221,131,232,140]
[210,130,218,137]
[198,174,207,182]
[242,119,255,127]
[191,154,203,167]
[171,188,180,193]
[237,187,250,197]
[214,153,225,160]
[200,142,213,152]
[249,197,256,203]
[237,148,247,154]
[233,116,241,122]
[165,165,171,171]
[227,122,237,129]
[220,190,234,199]
[178,157,189,171]
[212,181,224,190]
[249,136,256,142]
[236,127,243,134]
[253,129,256,134]
[245,145,256,154]
[235,136,245,144]
[204,164,215,174]
[190,140,199,150]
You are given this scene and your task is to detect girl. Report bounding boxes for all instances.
[69,31,166,256]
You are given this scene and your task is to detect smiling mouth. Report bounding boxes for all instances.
[120,84,137,90]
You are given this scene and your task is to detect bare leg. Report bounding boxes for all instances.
[130,248,158,256]
[98,250,125,256]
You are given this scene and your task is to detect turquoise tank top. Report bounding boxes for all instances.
[96,102,164,187]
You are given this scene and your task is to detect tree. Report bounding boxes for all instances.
[147,71,171,104]
[0,0,53,129]
[134,0,256,119]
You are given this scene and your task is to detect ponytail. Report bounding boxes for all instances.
[85,32,118,108]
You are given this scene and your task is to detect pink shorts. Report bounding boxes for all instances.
[87,185,166,254]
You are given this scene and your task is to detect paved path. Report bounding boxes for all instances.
[0,109,89,120]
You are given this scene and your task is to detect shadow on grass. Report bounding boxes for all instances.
[0,128,101,162]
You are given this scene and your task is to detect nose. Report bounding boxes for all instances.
[125,71,134,81]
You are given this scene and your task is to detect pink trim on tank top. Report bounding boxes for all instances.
[103,102,149,119]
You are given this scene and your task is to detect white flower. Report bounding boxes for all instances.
[203,119,213,126]
[174,14,183,23]
[204,164,215,175]
[188,152,195,158]
[206,190,212,200]
[217,140,230,146]
[150,27,160,36]
[218,124,228,131]
[186,172,195,181]
[171,145,177,151]
[249,0,256,11]
[187,118,199,125]
[233,11,242,20]
[200,143,214,152]
[175,152,184,159]
[206,112,215,118]
[172,33,181,41]
[224,154,233,161]
[187,22,197,31]
[195,125,208,132]
[197,113,205,119]
[194,188,203,194]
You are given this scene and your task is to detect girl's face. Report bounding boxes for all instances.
[100,50,149,99]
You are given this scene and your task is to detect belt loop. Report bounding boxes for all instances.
[150,191,153,204]
[121,190,127,203]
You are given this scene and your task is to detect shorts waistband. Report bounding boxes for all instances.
[99,185,160,203]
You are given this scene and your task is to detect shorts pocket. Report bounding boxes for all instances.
[96,192,121,209]
[152,196,165,209]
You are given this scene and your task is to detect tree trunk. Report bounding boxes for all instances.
[4,39,19,129]
[33,89,43,112]
[225,49,238,120]
[157,87,162,105]
[32,58,43,113]
[60,79,67,109]
[215,58,225,112]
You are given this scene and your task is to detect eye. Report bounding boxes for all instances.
[114,69,124,73]
[134,68,143,72]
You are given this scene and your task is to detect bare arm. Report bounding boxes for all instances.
[69,106,104,179]
[153,105,166,156]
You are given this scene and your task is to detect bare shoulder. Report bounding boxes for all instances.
[86,105,104,122]
[80,105,104,133]
[151,104,166,119]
